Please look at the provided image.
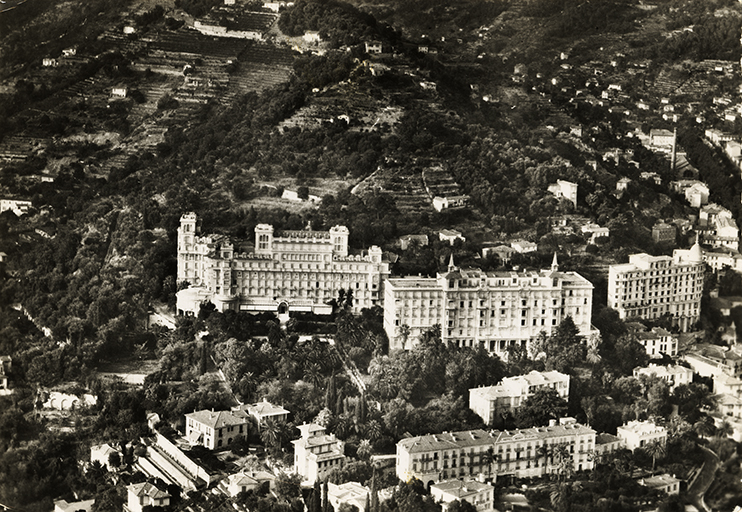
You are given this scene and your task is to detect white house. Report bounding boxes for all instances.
[125,483,170,512]
[469,370,570,425]
[439,229,465,245]
[185,409,250,449]
[547,180,578,207]
[232,398,289,431]
[327,482,370,512]
[292,423,346,485]
[633,364,693,391]
[54,499,95,512]
[617,420,667,451]
[223,469,276,497]
[638,474,680,496]
[509,239,537,253]
[90,443,120,471]
[430,479,495,512]
[433,195,469,212]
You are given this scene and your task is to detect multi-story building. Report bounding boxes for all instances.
[396,419,595,485]
[232,399,289,431]
[652,222,676,244]
[685,344,742,379]
[176,213,390,316]
[383,258,594,355]
[469,370,570,425]
[185,409,249,449]
[430,479,495,512]
[292,423,346,485]
[616,420,667,451]
[634,327,679,357]
[633,364,693,391]
[547,180,578,207]
[607,242,704,332]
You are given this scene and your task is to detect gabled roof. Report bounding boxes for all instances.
[128,482,170,499]
[186,410,248,429]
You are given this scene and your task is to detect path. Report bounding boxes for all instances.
[687,445,720,512]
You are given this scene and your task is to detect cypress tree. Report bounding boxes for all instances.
[326,372,337,411]
[322,480,329,512]
[311,479,321,512]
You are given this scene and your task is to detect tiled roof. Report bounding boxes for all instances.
[128,482,170,499]
[186,410,248,429]
[399,423,595,454]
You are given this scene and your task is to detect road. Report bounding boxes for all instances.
[687,445,720,512]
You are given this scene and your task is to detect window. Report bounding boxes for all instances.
[258,234,269,250]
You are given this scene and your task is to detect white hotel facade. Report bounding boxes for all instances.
[396,419,596,485]
[607,242,704,332]
[383,257,594,356]
[176,213,390,315]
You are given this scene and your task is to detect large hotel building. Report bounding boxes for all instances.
[607,242,704,332]
[396,419,596,485]
[176,213,390,315]
[383,257,594,356]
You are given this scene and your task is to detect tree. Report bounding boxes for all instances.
[515,388,568,428]
[357,439,372,460]
[644,440,666,475]
[447,500,477,512]
[717,420,733,439]
[275,472,303,501]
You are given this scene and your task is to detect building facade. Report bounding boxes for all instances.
[430,479,495,512]
[384,259,593,355]
[292,423,346,485]
[633,364,693,391]
[635,327,679,357]
[185,409,249,449]
[607,243,704,332]
[177,213,390,315]
[469,370,570,425]
[616,420,667,451]
[396,419,595,485]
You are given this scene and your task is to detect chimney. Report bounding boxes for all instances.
[549,419,557,427]
[671,127,677,172]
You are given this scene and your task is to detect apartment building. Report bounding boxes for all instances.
[469,370,570,425]
[383,257,594,355]
[396,419,595,485]
[177,213,390,316]
[607,242,704,332]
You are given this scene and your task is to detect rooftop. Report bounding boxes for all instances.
[399,423,595,454]
[186,410,248,429]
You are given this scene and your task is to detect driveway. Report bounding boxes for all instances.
[687,445,720,512]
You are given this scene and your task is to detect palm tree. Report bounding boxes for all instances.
[364,419,382,442]
[261,418,281,452]
[304,362,324,388]
[552,445,572,481]
[357,439,372,460]
[397,324,411,350]
[481,447,495,480]
[644,440,666,475]
[717,420,734,439]
[694,416,716,438]
[536,444,551,473]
